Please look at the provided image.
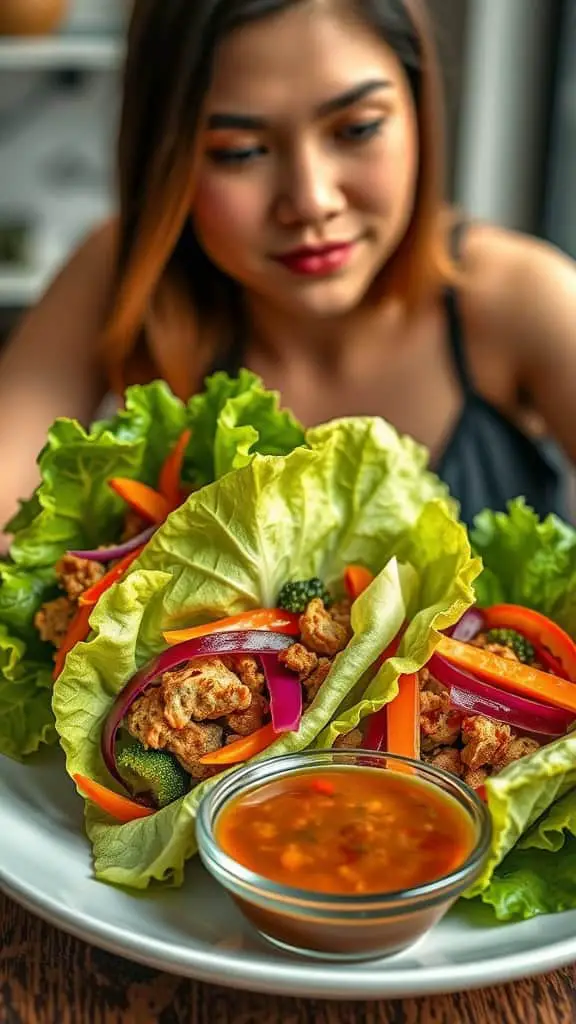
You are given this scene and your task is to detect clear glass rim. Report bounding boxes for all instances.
[196,748,493,914]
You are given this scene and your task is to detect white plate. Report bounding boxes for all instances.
[1,748,575,999]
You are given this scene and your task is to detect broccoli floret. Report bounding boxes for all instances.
[486,628,535,665]
[277,577,332,614]
[116,741,189,809]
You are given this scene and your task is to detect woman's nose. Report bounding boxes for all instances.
[274,146,345,227]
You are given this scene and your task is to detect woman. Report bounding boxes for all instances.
[0,0,575,535]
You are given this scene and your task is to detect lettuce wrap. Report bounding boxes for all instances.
[331,497,576,921]
[0,370,304,762]
[53,417,478,889]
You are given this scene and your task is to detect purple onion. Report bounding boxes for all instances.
[68,525,158,563]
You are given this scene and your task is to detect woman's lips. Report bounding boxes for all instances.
[273,241,356,276]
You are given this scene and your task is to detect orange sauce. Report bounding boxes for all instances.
[216,767,476,896]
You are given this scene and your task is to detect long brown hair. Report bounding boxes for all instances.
[103,0,454,400]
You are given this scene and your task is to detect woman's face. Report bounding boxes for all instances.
[193,1,419,321]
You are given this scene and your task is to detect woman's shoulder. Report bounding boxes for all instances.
[457,220,575,343]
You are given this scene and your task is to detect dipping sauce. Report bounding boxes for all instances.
[215,766,476,896]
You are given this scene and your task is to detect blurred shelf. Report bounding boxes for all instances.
[0,34,124,70]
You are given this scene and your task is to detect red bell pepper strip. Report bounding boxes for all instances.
[73,774,154,823]
[362,633,404,750]
[108,478,172,524]
[483,604,576,681]
[163,608,301,645]
[52,603,93,681]
[79,547,145,607]
[199,722,278,765]
[344,565,375,600]
[158,429,192,508]
[436,635,576,714]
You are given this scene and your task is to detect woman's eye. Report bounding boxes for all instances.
[208,145,267,165]
[338,119,385,143]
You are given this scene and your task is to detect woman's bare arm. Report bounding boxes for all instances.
[0,222,116,545]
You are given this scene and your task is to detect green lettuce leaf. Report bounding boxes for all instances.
[0,624,55,760]
[472,497,576,634]
[185,369,305,486]
[461,498,576,913]
[0,371,305,762]
[53,417,477,888]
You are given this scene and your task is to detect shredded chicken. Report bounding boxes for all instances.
[278,643,318,680]
[472,635,520,661]
[34,596,75,649]
[229,655,266,694]
[420,690,462,751]
[494,735,540,771]
[463,766,489,790]
[161,657,251,727]
[55,554,105,601]
[427,747,464,777]
[226,693,269,736]
[418,666,448,696]
[299,598,349,657]
[329,598,352,632]
[303,658,333,703]
[461,715,513,770]
[165,721,223,775]
[125,687,173,749]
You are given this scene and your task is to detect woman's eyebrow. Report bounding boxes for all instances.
[206,78,393,131]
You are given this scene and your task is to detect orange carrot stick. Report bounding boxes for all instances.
[79,547,144,607]
[159,429,192,508]
[52,603,93,680]
[344,565,375,600]
[108,478,171,523]
[73,774,154,822]
[385,673,420,760]
[163,609,300,645]
[199,722,277,765]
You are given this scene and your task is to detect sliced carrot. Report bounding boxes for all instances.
[159,429,192,508]
[385,673,420,762]
[199,722,277,765]
[163,608,301,645]
[436,635,576,714]
[52,603,93,681]
[483,603,576,681]
[79,546,144,607]
[344,565,375,600]
[109,478,171,524]
[73,774,154,823]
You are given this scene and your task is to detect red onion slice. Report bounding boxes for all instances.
[68,525,157,563]
[429,652,575,737]
[260,653,303,732]
[445,607,486,642]
[101,630,296,789]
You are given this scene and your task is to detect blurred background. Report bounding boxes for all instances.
[0,0,574,342]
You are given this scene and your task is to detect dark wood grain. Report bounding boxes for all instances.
[1,893,575,1024]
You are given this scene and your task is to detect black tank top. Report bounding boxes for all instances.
[210,231,569,527]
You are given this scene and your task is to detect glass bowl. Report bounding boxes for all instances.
[196,749,492,962]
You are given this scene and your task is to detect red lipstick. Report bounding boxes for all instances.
[274,241,355,276]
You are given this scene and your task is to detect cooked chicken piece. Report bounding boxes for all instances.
[472,634,520,662]
[330,598,352,632]
[334,728,363,749]
[126,686,173,749]
[55,554,105,601]
[463,766,489,790]
[161,657,251,727]
[165,721,223,774]
[420,691,462,751]
[494,736,540,771]
[418,666,448,696]
[278,642,318,680]
[299,598,349,657]
[461,715,513,770]
[427,747,464,777]
[226,693,269,736]
[34,596,76,649]
[229,655,266,694]
[303,658,333,702]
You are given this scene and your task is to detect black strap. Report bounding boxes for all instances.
[444,222,474,397]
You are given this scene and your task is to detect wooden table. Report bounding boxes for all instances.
[1,894,575,1024]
